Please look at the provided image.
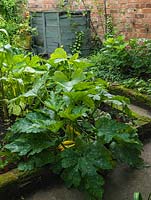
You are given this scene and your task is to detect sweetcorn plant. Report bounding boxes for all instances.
[2,48,143,200]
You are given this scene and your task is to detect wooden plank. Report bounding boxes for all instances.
[34,38,44,46]
[36,29,44,36]
[46,29,59,38]
[60,26,86,33]
[32,17,43,21]
[32,20,43,25]
[46,37,59,43]
[31,12,43,17]
[47,44,59,53]
[59,18,71,27]
[42,12,47,52]
[61,35,75,42]
[46,20,58,26]
[45,13,58,20]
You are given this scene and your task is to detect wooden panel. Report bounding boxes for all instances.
[59,18,71,27]
[45,13,58,20]
[33,37,44,46]
[46,37,59,43]
[31,12,43,17]
[46,28,59,38]
[36,29,44,36]
[47,43,59,53]
[31,11,91,56]
[61,34,75,42]
[71,17,87,25]
[46,20,58,26]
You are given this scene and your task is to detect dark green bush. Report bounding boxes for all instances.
[90,35,151,81]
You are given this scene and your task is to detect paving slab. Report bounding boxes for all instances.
[129,104,151,119]
[103,139,151,200]
[22,178,85,200]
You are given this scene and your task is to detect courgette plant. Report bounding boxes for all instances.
[1,48,143,200]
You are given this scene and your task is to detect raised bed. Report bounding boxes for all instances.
[1,84,151,199]
[109,84,151,110]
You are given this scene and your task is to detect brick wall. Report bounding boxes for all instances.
[28,0,151,39]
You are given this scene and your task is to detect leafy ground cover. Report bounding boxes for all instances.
[0,46,143,200]
[90,35,151,96]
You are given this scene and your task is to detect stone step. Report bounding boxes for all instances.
[129,104,151,119]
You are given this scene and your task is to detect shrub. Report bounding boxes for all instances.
[90,35,151,81]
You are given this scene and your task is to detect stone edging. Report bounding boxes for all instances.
[109,84,151,110]
[0,167,53,199]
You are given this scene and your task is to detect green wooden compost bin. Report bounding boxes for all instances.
[31,10,91,56]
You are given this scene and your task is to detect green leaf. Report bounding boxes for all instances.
[71,68,85,82]
[18,150,55,171]
[5,139,31,156]
[50,48,67,59]
[61,166,81,187]
[95,117,137,143]
[12,104,21,116]
[59,106,88,121]
[59,140,109,199]
[10,110,63,135]
[110,141,143,167]
[44,91,64,112]
[133,192,143,200]
[83,174,104,200]
[53,71,69,83]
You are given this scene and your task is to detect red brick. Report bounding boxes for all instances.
[143,8,151,13]
[135,14,144,18]
[146,4,151,8]
[28,0,151,39]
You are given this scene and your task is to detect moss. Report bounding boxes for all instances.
[0,167,49,191]
[0,170,18,188]
[132,112,151,127]
[109,84,151,110]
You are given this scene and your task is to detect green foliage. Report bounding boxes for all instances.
[70,31,84,55]
[0,44,48,119]
[134,192,151,200]
[90,35,151,81]
[1,48,143,200]
[0,0,34,48]
[122,78,151,95]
